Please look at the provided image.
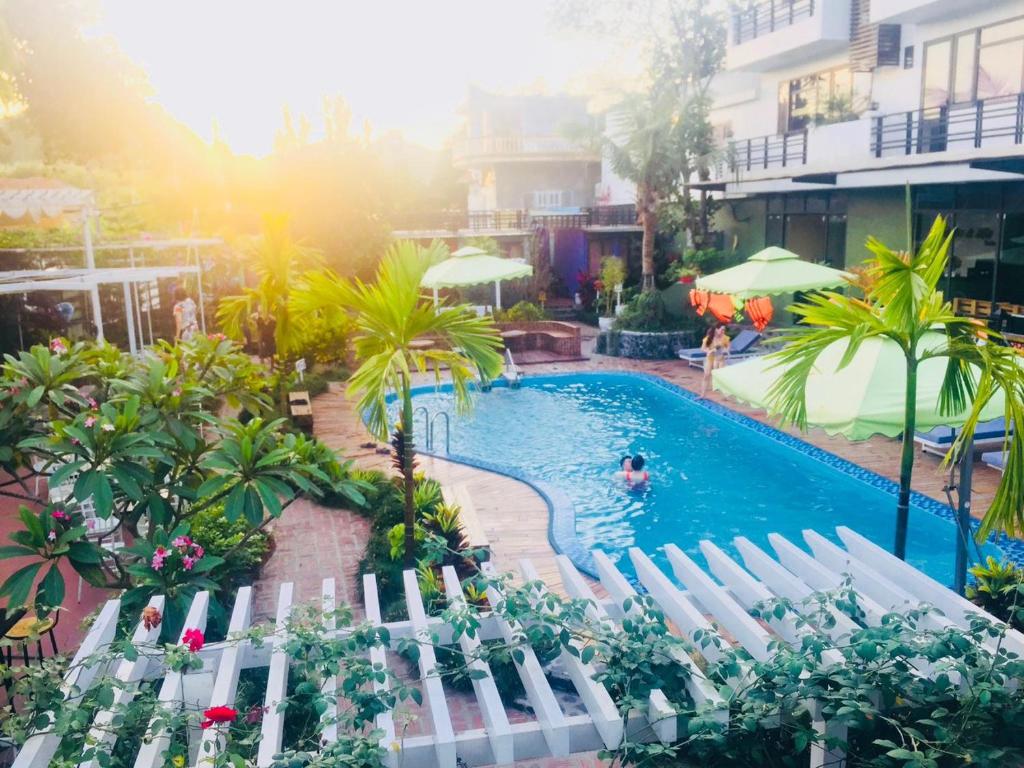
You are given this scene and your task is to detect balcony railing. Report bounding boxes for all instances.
[727,130,808,172]
[392,205,638,233]
[733,0,815,44]
[872,92,1024,157]
[453,135,597,162]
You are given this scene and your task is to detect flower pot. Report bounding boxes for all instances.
[598,316,615,331]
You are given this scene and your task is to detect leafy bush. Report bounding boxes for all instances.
[189,503,271,589]
[613,291,691,332]
[967,557,1024,630]
[497,301,547,322]
[597,257,626,316]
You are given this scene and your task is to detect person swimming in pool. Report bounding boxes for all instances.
[615,454,650,485]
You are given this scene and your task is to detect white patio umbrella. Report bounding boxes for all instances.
[420,246,533,310]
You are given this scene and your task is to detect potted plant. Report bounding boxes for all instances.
[597,256,626,330]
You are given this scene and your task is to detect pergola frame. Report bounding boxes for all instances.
[10,526,1023,768]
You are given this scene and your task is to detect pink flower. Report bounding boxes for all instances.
[182,628,204,652]
[47,530,56,541]
[70,438,81,446]
[172,388,182,397]
[244,704,268,725]
[151,546,168,571]
[182,555,196,571]
[172,535,192,549]
[52,509,69,521]
[193,545,205,560]
[87,397,98,409]
[84,415,96,428]
[49,338,67,354]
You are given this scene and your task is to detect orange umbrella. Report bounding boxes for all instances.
[689,289,710,316]
[744,296,774,331]
[708,293,736,324]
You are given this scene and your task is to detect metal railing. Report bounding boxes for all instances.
[872,92,1024,157]
[728,130,808,172]
[393,205,639,233]
[733,0,815,44]
[454,135,597,161]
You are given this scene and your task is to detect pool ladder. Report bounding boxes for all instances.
[503,349,522,389]
[414,406,451,454]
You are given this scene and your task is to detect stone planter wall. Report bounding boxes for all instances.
[597,329,700,359]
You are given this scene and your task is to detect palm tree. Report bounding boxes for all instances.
[295,240,503,564]
[603,89,685,291]
[768,215,1024,558]
[217,213,320,367]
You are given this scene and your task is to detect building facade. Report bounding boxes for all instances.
[709,0,1024,318]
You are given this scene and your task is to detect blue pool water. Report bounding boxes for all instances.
[406,372,1003,585]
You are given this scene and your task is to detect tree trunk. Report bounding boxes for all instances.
[894,356,918,560]
[401,380,417,567]
[639,188,657,292]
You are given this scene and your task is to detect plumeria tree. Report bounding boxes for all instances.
[294,240,503,565]
[0,334,364,637]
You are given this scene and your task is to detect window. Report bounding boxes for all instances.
[904,45,915,69]
[777,67,858,133]
[531,190,565,209]
[922,15,1024,107]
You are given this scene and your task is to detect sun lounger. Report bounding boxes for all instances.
[913,417,1009,457]
[678,329,762,370]
[981,451,1005,472]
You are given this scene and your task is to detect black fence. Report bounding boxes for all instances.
[728,130,808,172]
[733,0,815,44]
[394,205,638,233]
[872,92,1024,157]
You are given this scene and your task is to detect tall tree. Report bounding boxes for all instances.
[295,241,503,565]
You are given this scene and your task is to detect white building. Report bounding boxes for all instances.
[708,0,1024,320]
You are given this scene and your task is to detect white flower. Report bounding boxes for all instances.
[101,423,116,432]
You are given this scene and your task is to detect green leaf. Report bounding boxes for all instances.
[37,564,65,610]
[0,545,39,559]
[0,562,44,610]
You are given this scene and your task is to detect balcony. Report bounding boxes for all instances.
[872,93,1024,159]
[868,0,976,24]
[453,135,600,166]
[391,205,639,237]
[727,0,851,72]
[725,130,809,173]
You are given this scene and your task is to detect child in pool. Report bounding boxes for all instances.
[615,454,650,485]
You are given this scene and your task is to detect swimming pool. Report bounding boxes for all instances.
[405,371,1010,586]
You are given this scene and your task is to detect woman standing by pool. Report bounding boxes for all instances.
[700,324,730,397]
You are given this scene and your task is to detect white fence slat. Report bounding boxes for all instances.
[734,537,861,642]
[664,544,774,662]
[768,534,888,625]
[624,549,728,714]
[480,562,570,757]
[133,591,211,768]
[402,569,457,768]
[836,526,1024,656]
[441,566,514,765]
[319,579,339,745]
[256,582,293,767]
[79,596,166,768]
[12,598,121,768]
[700,541,846,668]
[519,559,622,750]
[555,555,679,743]
[193,587,252,768]
[363,574,397,766]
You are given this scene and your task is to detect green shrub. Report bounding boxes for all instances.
[497,301,547,322]
[189,503,271,589]
[967,557,1024,630]
[613,291,692,332]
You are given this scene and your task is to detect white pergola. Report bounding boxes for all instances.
[10,526,1022,768]
[0,179,219,351]
[0,259,211,354]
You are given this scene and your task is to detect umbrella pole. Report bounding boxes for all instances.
[495,281,501,311]
[954,434,975,596]
[433,288,439,308]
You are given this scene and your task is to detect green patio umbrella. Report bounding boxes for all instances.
[696,246,852,299]
[714,332,1006,591]
[713,332,1004,440]
[421,246,533,309]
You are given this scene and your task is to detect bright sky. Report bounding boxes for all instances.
[95,1,632,156]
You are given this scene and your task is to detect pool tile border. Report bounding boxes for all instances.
[411,371,1024,585]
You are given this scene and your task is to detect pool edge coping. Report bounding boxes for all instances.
[407,369,1024,584]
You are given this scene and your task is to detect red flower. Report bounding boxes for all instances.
[679,275,695,284]
[182,628,204,653]
[201,706,238,729]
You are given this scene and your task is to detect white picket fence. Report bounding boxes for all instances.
[11,526,1023,768]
